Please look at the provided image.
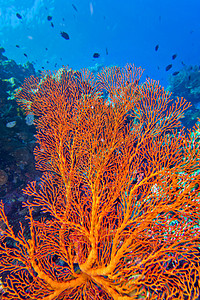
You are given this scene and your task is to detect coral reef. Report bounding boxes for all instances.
[0,65,199,299]
[0,48,40,222]
[167,65,200,127]
[0,46,37,118]
[0,170,8,186]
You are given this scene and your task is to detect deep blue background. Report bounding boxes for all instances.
[0,0,200,88]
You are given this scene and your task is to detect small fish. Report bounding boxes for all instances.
[16,13,22,19]
[155,44,159,51]
[106,48,108,55]
[72,4,78,12]
[60,31,69,40]
[93,52,100,58]
[188,75,191,80]
[47,16,52,21]
[46,60,49,63]
[51,22,54,28]
[16,45,20,48]
[172,54,177,60]
[173,71,179,76]
[24,53,28,57]
[45,47,48,51]
[41,66,44,69]
[165,64,172,71]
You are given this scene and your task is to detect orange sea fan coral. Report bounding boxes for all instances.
[0,64,200,300]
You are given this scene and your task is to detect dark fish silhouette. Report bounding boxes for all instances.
[60,31,69,40]
[173,71,179,76]
[172,54,177,60]
[93,52,100,58]
[16,13,22,19]
[166,64,172,71]
[47,16,52,21]
[155,44,159,51]
[72,4,78,12]
[51,22,54,28]
[45,48,48,51]
[16,45,20,48]
[24,53,28,57]
[106,48,108,55]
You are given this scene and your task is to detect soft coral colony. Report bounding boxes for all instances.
[0,64,200,300]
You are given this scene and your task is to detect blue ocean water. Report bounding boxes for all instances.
[0,0,199,88]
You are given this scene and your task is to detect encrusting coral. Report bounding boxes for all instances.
[0,170,8,186]
[0,64,199,299]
